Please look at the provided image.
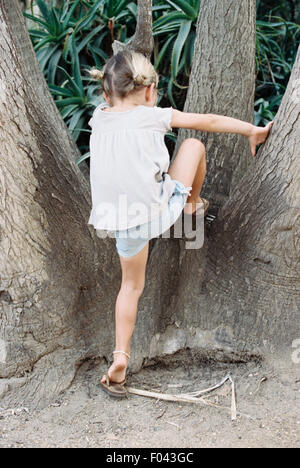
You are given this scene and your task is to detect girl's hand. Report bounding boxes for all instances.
[248,121,274,157]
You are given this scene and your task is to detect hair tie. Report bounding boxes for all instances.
[134,73,145,85]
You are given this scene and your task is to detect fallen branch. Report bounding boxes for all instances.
[179,374,232,397]
[127,374,254,421]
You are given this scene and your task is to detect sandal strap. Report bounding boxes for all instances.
[113,350,130,359]
[103,374,126,386]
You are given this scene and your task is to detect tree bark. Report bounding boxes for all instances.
[0,0,122,408]
[132,54,300,367]
[112,0,154,58]
[129,1,299,369]
[1,0,299,411]
[203,45,300,350]
[173,0,257,213]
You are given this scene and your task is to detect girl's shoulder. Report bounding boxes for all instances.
[152,105,174,132]
[89,102,173,133]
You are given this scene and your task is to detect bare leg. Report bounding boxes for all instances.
[185,146,207,214]
[101,241,149,384]
[167,138,207,215]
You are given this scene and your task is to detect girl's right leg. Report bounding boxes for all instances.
[100,241,149,385]
[167,138,207,215]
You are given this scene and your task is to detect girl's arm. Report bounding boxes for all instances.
[171,109,273,157]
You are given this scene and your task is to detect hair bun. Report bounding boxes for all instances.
[89,68,105,80]
[133,73,146,85]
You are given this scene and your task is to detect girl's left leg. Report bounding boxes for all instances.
[184,144,207,214]
[167,138,207,215]
[101,241,149,385]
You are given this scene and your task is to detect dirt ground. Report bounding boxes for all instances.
[0,349,299,448]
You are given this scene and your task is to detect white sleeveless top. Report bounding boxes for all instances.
[88,102,177,231]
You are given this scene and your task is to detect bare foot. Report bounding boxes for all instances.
[101,353,128,384]
[183,196,204,215]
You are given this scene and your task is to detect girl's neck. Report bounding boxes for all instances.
[107,104,138,111]
[107,102,145,111]
[106,95,152,112]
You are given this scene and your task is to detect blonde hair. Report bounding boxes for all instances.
[89,50,159,99]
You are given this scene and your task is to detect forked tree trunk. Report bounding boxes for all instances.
[0,0,299,410]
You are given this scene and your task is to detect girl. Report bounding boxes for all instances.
[87,49,273,398]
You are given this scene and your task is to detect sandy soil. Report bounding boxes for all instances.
[0,349,299,448]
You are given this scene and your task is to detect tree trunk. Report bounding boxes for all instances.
[112,0,154,58]
[166,45,300,359]
[0,0,122,408]
[173,0,257,213]
[127,0,154,58]
[133,50,300,362]
[1,0,299,410]
[130,1,299,369]
[202,45,300,352]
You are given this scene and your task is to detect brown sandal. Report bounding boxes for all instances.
[99,350,130,399]
[99,374,128,399]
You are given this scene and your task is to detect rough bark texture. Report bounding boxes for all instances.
[112,0,154,58]
[130,49,300,370]
[129,1,300,370]
[0,0,122,408]
[173,0,257,213]
[205,47,300,350]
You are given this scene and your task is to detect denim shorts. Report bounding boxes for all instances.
[114,179,192,258]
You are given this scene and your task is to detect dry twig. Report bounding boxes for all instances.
[127,373,251,421]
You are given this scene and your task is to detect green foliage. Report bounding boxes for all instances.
[255,0,300,125]
[24,0,300,164]
[24,0,137,158]
[152,0,200,108]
